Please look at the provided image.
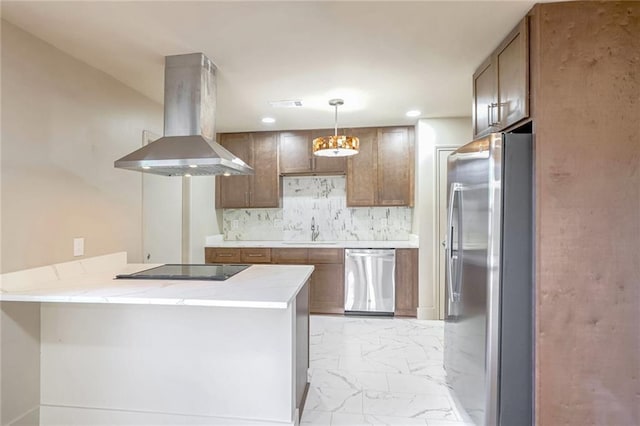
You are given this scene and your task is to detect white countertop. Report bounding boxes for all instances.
[205,240,419,249]
[0,256,314,309]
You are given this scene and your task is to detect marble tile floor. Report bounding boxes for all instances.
[302,315,474,426]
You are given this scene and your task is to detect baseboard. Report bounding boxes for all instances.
[7,405,39,426]
[39,405,295,426]
[417,306,438,320]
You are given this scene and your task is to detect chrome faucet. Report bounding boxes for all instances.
[311,216,320,241]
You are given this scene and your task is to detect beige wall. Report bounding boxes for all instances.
[0,302,40,426]
[414,117,471,319]
[531,2,640,424]
[0,20,163,273]
[0,21,162,425]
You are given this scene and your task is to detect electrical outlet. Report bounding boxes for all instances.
[73,237,84,257]
[231,220,239,230]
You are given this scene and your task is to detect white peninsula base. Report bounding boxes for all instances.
[1,253,312,426]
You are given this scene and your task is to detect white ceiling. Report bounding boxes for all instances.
[1,1,536,133]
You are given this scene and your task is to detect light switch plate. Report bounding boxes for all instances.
[73,238,84,257]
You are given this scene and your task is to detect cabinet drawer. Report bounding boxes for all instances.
[240,248,272,263]
[272,248,309,264]
[308,248,344,264]
[205,248,241,263]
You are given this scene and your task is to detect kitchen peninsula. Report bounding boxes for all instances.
[0,252,312,426]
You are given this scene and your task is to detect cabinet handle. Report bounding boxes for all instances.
[487,104,492,128]
[488,102,500,127]
[218,254,233,257]
[309,158,313,170]
[247,254,264,257]
[245,192,249,205]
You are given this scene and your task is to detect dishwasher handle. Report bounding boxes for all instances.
[345,252,395,259]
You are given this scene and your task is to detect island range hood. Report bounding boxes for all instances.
[115,53,254,176]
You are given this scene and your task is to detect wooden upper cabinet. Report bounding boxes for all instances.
[279,130,346,175]
[346,126,414,207]
[496,18,529,130]
[279,131,312,174]
[347,127,377,206]
[473,57,497,137]
[377,127,414,206]
[218,133,252,208]
[473,17,529,138]
[217,132,280,209]
[250,132,279,208]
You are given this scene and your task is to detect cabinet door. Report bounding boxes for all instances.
[279,131,313,174]
[346,127,378,206]
[310,263,345,314]
[310,129,347,174]
[473,57,498,138]
[250,132,280,208]
[395,248,418,317]
[219,133,252,208]
[377,127,414,206]
[497,17,529,129]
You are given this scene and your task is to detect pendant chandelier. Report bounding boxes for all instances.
[312,99,359,157]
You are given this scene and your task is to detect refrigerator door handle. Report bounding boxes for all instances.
[446,183,462,303]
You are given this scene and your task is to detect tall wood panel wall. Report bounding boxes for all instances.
[530,2,640,424]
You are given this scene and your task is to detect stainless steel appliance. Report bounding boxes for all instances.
[115,53,253,176]
[115,264,250,281]
[444,133,533,425]
[344,249,395,315]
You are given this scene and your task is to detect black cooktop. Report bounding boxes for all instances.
[115,264,251,281]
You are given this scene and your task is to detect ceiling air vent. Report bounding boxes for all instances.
[268,99,303,108]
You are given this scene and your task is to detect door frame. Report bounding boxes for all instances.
[434,146,459,319]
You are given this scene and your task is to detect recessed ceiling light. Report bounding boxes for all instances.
[406,110,421,117]
[261,117,276,124]
[142,166,151,170]
[189,164,198,168]
[184,173,191,178]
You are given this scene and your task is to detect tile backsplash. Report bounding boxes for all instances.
[222,176,412,241]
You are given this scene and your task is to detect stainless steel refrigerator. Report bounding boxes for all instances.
[444,133,533,426]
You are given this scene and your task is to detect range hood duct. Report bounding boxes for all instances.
[115,53,253,176]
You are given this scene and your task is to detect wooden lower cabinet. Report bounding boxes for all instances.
[204,248,271,264]
[240,248,271,263]
[395,248,418,317]
[273,248,345,314]
[205,248,241,263]
[309,264,344,315]
[208,246,418,317]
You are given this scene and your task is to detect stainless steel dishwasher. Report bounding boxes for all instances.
[344,249,395,315]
